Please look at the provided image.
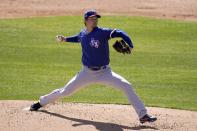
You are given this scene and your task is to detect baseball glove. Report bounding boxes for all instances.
[113,39,131,54]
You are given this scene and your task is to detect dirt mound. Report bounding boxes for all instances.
[0,100,197,131]
[0,0,197,21]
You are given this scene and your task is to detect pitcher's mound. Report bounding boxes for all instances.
[0,100,197,131]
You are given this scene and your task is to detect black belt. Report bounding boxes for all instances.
[88,66,107,71]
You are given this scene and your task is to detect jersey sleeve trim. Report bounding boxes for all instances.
[110,29,117,38]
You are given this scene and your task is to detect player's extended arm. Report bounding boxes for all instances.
[111,29,134,48]
[56,34,80,43]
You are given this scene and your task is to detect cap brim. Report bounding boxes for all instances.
[89,14,101,18]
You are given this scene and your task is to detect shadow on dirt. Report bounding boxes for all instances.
[39,110,158,131]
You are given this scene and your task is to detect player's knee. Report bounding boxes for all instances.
[121,83,133,92]
[59,88,75,97]
[52,88,64,97]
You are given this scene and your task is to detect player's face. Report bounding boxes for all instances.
[86,16,98,28]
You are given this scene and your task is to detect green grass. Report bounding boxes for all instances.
[0,16,197,111]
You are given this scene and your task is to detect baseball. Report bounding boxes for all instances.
[56,35,64,42]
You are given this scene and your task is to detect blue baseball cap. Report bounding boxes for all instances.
[84,10,101,20]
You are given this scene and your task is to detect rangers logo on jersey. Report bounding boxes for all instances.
[90,38,100,48]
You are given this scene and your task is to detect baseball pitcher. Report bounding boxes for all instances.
[30,10,157,124]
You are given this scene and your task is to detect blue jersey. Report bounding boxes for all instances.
[66,27,133,67]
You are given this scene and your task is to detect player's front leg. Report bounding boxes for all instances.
[30,68,94,111]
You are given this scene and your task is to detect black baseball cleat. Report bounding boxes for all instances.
[139,114,157,124]
[30,102,42,111]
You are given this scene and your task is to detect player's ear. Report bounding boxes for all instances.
[84,22,86,26]
[84,19,87,26]
[84,19,88,26]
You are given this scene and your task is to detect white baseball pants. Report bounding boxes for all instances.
[39,66,147,118]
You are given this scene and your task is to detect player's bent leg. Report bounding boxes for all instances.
[98,68,147,118]
[98,68,157,123]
